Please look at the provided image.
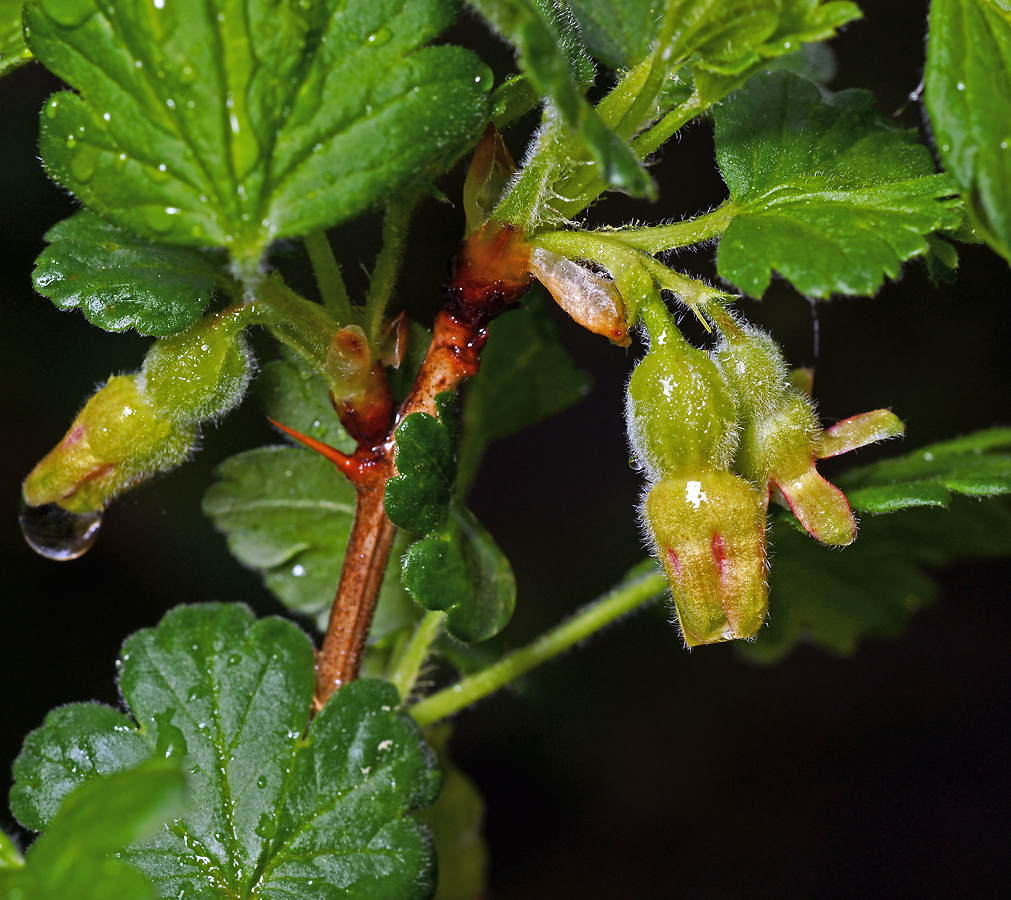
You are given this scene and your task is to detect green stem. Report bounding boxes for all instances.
[632,92,707,160]
[614,202,735,253]
[408,567,666,727]
[365,191,418,345]
[389,611,446,702]
[253,275,340,368]
[303,230,353,323]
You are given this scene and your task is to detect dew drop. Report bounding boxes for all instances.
[256,775,267,789]
[69,144,99,183]
[20,501,102,561]
[957,81,965,91]
[254,812,275,839]
[143,205,175,233]
[367,27,391,47]
[44,98,59,120]
[64,135,77,149]
[39,0,95,28]
[114,152,128,171]
[292,564,306,577]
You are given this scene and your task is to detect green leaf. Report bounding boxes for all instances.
[715,71,961,298]
[421,725,488,900]
[836,427,1011,512]
[0,0,31,77]
[2,761,187,900]
[385,411,456,534]
[11,604,441,899]
[0,832,22,870]
[925,0,1011,262]
[33,211,226,336]
[26,0,492,273]
[203,447,416,637]
[746,496,1011,662]
[467,0,651,196]
[457,298,588,489]
[402,501,516,642]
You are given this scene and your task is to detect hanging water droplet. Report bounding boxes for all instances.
[20,500,102,561]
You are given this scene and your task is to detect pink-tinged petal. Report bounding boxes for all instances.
[772,467,857,546]
[818,409,904,459]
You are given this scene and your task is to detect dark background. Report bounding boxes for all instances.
[3,1,1010,897]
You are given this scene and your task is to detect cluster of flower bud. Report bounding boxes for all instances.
[626,295,902,647]
[23,313,252,515]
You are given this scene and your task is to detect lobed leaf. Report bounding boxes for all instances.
[385,411,456,535]
[715,71,961,298]
[33,210,226,336]
[25,0,492,274]
[748,497,1011,662]
[925,0,1011,263]
[10,604,441,899]
[456,297,589,489]
[0,0,30,76]
[2,761,187,900]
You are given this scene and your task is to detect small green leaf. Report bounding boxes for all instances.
[925,0,1011,262]
[715,71,961,298]
[467,0,651,196]
[836,427,1011,512]
[26,0,492,273]
[203,447,416,637]
[457,297,589,489]
[746,496,1011,662]
[386,411,456,534]
[0,0,31,77]
[402,501,516,642]
[2,761,187,900]
[11,604,441,899]
[33,211,226,336]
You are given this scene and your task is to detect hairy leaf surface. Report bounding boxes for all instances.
[715,71,960,298]
[1,761,187,900]
[33,210,226,336]
[11,604,440,899]
[926,0,1011,262]
[0,0,30,76]
[25,0,492,273]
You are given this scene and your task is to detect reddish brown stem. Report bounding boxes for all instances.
[312,221,535,708]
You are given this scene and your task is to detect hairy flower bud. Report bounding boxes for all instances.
[23,313,252,517]
[711,310,903,545]
[627,296,767,646]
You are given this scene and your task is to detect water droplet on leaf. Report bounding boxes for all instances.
[256,775,267,789]
[39,0,95,28]
[367,28,391,47]
[20,501,102,561]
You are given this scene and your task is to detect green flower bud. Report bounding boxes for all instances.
[627,295,768,646]
[23,313,252,518]
[625,300,737,479]
[711,310,902,546]
[142,314,252,424]
[645,470,767,646]
[23,374,196,514]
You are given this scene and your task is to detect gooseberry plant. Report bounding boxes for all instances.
[3,0,1011,896]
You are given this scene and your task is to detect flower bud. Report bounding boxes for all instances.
[23,313,252,517]
[711,311,903,546]
[627,296,768,645]
[23,374,196,514]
